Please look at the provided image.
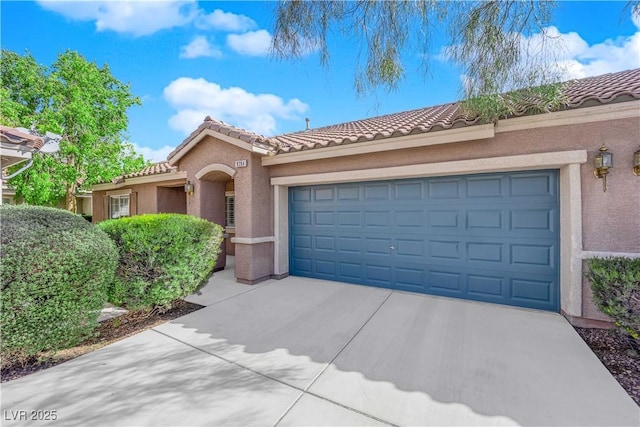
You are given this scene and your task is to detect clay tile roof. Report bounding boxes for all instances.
[0,126,45,150]
[271,103,479,153]
[562,68,640,107]
[269,68,640,154]
[103,161,179,185]
[167,68,640,158]
[168,116,275,161]
[120,161,177,179]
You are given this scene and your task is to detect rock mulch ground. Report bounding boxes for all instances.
[2,305,639,408]
[574,326,640,406]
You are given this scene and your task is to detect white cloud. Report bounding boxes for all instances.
[195,9,256,32]
[163,77,308,136]
[226,30,273,57]
[132,143,176,163]
[37,0,197,37]
[522,25,640,79]
[180,36,222,59]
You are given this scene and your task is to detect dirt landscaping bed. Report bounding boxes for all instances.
[574,327,640,406]
[1,300,204,383]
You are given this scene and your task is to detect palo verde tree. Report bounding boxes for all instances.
[0,49,147,211]
[271,0,640,121]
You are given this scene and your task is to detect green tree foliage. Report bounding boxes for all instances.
[98,214,224,311]
[0,205,118,366]
[271,1,639,120]
[0,49,147,211]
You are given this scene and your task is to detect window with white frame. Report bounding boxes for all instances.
[225,195,235,227]
[110,195,130,219]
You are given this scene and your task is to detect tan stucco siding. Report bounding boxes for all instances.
[157,186,187,214]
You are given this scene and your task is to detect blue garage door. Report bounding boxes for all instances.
[289,170,560,311]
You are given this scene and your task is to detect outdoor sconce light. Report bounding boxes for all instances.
[184,181,194,196]
[633,147,640,176]
[593,144,613,192]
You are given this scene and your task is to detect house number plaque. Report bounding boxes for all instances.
[235,160,248,168]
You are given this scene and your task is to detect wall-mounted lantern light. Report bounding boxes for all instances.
[184,181,194,196]
[594,144,613,192]
[633,147,640,176]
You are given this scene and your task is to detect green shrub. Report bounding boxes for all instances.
[98,214,223,310]
[0,205,118,365]
[586,257,640,341]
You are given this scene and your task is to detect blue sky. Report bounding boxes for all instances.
[2,1,639,162]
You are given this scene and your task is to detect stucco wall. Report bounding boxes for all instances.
[157,186,187,214]
[175,136,274,281]
[268,116,640,322]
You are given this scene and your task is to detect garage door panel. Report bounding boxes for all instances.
[364,211,391,227]
[428,270,463,292]
[510,209,553,231]
[510,244,553,267]
[337,236,362,254]
[467,176,505,198]
[365,184,391,200]
[428,179,461,198]
[394,181,424,199]
[395,210,424,228]
[468,274,505,297]
[466,241,504,263]
[289,170,559,311]
[466,209,504,230]
[395,239,425,258]
[511,278,554,304]
[365,265,392,286]
[510,173,556,198]
[428,210,460,228]
[337,210,361,226]
[314,235,336,252]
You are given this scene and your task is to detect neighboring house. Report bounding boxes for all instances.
[99,68,640,327]
[1,125,68,207]
[0,182,93,218]
[1,126,44,203]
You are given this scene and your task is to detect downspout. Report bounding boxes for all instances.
[0,159,33,205]
[3,158,34,180]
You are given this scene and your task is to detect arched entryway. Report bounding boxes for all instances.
[192,163,236,272]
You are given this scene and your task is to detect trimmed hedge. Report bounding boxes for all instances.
[1,205,118,365]
[98,214,223,310]
[586,257,640,341]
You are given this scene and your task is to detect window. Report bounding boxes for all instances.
[225,195,235,227]
[110,195,130,219]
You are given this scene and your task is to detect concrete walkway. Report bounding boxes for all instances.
[2,257,638,426]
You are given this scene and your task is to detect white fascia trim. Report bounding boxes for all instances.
[231,236,275,245]
[169,129,265,165]
[91,171,187,191]
[262,124,495,166]
[495,101,640,134]
[580,251,640,259]
[271,150,587,186]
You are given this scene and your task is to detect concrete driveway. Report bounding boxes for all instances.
[2,263,638,426]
